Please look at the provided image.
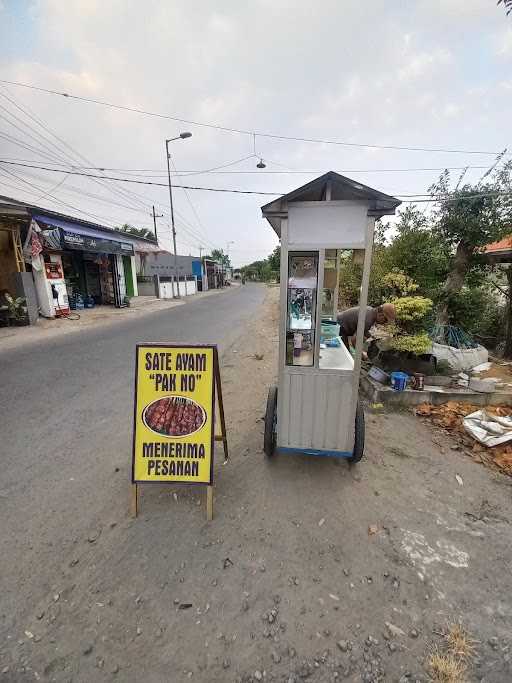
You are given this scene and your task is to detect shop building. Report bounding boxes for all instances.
[0,195,155,322]
[0,199,39,325]
[203,258,225,290]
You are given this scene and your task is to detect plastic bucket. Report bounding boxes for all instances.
[390,371,409,391]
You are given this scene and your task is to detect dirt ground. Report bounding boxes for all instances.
[2,286,512,683]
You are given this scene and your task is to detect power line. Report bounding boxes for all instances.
[0,156,498,177]
[0,78,508,157]
[0,132,78,165]
[0,102,76,164]
[0,160,279,194]
[0,166,119,226]
[32,172,69,203]
[169,154,210,245]
[176,154,255,177]
[5,165,156,216]
[2,160,511,204]
[0,87,155,215]
[1,164,215,244]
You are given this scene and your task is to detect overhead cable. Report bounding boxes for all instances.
[1,160,511,203]
[0,78,508,156]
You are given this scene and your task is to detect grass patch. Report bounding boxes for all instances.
[427,622,476,683]
[445,623,476,661]
[428,649,467,683]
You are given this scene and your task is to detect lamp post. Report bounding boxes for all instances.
[165,132,192,297]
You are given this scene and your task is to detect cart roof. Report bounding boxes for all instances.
[261,171,401,237]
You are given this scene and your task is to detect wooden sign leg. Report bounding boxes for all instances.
[214,348,229,461]
[206,485,213,521]
[130,483,139,518]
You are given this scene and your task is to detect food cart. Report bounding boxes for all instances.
[261,172,400,461]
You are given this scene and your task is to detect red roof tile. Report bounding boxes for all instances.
[484,235,512,253]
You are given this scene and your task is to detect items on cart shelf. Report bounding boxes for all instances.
[293,332,303,357]
[326,336,341,348]
[321,319,340,339]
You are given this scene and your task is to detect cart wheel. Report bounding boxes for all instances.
[264,385,277,457]
[349,402,365,463]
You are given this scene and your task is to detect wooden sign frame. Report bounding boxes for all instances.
[130,346,228,521]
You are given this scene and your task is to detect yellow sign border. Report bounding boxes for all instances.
[131,343,216,485]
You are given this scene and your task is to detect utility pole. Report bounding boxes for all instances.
[198,246,204,258]
[165,132,192,298]
[151,205,163,243]
[226,241,234,285]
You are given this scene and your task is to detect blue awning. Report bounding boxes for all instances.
[33,213,134,255]
[33,213,126,242]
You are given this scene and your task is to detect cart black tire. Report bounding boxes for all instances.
[349,402,365,463]
[264,385,277,457]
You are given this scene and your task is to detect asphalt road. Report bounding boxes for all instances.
[0,284,265,631]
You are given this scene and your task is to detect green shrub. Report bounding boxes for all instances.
[392,296,433,322]
[388,332,432,355]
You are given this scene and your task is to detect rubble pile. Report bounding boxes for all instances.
[415,401,512,477]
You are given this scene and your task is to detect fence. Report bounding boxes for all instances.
[159,276,197,299]
[136,275,158,297]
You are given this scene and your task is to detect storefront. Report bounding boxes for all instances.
[0,200,39,325]
[31,213,137,315]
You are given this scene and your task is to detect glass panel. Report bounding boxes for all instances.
[286,253,318,366]
[318,249,361,370]
[321,249,337,318]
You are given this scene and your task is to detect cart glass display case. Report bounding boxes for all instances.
[286,252,318,366]
[260,172,401,459]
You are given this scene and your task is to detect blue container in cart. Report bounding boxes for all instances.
[390,371,409,391]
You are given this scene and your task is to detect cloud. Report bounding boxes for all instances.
[496,28,512,57]
[398,49,452,82]
[0,1,510,264]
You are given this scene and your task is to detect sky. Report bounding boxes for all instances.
[0,0,511,266]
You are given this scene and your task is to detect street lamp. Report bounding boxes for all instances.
[165,132,192,297]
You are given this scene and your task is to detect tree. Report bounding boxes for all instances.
[430,162,512,324]
[267,246,281,273]
[337,243,392,308]
[240,245,280,282]
[117,223,157,242]
[205,249,231,267]
[240,259,268,280]
[384,206,449,301]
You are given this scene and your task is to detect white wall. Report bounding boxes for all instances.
[159,281,174,299]
[115,254,126,301]
[159,278,197,299]
[130,255,138,296]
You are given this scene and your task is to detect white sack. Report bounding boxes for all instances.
[463,410,512,448]
[431,342,488,372]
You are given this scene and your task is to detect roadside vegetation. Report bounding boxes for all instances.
[244,161,512,357]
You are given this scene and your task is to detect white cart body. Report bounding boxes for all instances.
[262,172,400,457]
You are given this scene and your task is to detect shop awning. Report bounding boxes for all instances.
[33,214,134,255]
